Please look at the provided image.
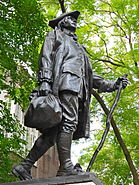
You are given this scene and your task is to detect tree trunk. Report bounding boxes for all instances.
[58,0,66,13]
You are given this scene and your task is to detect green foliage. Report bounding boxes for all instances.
[0,0,47,110]
[0,0,47,182]
[0,100,27,182]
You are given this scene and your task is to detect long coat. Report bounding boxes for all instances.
[38,29,116,140]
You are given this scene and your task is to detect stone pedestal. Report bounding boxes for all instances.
[1,173,103,185]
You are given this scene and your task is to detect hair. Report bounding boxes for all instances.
[57,17,66,30]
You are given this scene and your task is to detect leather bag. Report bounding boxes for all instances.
[24,94,62,130]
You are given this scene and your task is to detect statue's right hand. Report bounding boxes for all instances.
[39,82,51,96]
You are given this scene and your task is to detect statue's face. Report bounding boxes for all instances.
[63,16,77,32]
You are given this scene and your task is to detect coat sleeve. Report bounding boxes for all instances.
[38,31,55,84]
[92,73,117,93]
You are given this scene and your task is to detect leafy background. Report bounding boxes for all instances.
[0,0,139,184]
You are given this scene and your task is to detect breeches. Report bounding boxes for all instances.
[39,91,79,135]
[59,91,78,134]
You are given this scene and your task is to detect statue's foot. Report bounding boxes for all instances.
[57,169,90,176]
[12,165,32,180]
[57,163,89,176]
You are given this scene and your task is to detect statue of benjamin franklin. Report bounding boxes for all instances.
[12,10,128,180]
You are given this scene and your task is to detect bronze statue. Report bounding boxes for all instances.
[12,10,128,180]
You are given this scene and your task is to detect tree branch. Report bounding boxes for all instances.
[128,33,138,67]
[100,0,128,26]
[97,59,124,67]
[58,0,66,13]
[86,50,125,67]
[91,89,139,185]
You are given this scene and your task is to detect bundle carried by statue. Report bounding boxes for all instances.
[24,92,62,130]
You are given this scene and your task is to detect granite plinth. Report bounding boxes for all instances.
[1,173,103,185]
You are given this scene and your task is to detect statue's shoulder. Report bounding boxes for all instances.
[46,29,65,42]
[46,30,56,38]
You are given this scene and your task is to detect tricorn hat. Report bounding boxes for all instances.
[49,10,80,29]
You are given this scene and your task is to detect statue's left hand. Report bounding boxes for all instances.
[115,75,129,89]
[39,82,52,96]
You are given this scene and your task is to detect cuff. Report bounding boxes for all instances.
[38,67,53,83]
[98,80,116,93]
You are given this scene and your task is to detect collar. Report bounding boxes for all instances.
[63,29,78,41]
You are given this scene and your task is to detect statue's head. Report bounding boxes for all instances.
[49,10,80,32]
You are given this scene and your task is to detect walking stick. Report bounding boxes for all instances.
[86,74,128,172]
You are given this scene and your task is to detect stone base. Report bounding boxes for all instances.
[1,173,103,185]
